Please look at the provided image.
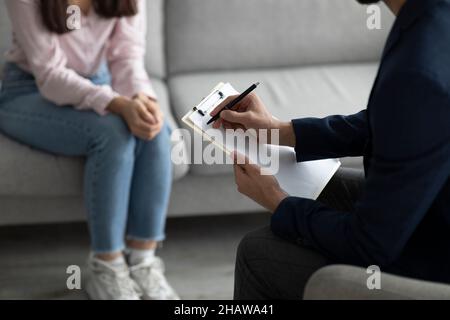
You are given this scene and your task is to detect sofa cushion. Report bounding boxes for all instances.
[169,63,376,175]
[152,79,177,131]
[144,0,166,79]
[0,78,189,197]
[0,0,166,79]
[166,0,394,75]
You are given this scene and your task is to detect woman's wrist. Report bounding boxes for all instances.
[107,96,130,115]
[133,92,158,103]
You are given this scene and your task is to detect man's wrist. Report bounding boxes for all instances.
[268,187,289,213]
[278,121,296,147]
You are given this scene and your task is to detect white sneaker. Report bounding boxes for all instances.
[129,256,180,300]
[86,256,142,300]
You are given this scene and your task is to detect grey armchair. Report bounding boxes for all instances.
[304,265,450,300]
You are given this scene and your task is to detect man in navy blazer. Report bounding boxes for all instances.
[211,0,450,299]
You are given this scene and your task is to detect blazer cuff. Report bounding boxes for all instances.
[292,118,328,162]
[271,197,304,243]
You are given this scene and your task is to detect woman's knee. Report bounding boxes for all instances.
[91,114,136,157]
[138,121,172,154]
[153,121,172,145]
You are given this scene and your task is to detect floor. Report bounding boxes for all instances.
[0,213,269,300]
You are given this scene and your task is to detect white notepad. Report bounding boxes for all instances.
[182,82,341,200]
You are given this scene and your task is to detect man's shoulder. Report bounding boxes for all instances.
[388,3,450,89]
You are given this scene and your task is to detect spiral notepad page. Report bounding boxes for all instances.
[182,82,341,200]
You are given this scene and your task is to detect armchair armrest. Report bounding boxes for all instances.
[304,265,450,300]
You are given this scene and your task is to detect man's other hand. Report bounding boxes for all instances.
[232,152,289,213]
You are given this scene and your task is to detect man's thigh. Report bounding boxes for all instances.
[234,227,328,300]
[234,167,365,300]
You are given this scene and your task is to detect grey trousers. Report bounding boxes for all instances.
[234,167,365,300]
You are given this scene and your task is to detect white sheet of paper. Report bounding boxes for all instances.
[183,83,341,200]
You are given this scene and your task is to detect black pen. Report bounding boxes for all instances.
[206,82,260,125]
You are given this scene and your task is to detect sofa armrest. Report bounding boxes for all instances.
[304,265,450,300]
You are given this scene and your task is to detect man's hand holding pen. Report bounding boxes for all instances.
[210,90,295,213]
[210,93,296,147]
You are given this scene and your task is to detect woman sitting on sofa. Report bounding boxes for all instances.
[0,0,178,300]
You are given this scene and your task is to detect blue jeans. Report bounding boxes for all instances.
[0,63,172,253]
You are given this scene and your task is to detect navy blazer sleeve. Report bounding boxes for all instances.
[292,110,369,162]
[271,71,450,267]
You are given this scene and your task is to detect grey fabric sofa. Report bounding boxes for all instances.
[0,0,393,225]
